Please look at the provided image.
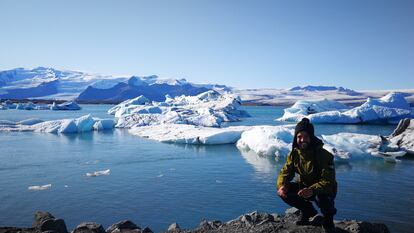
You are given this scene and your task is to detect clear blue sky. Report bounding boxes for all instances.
[0,0,413,89]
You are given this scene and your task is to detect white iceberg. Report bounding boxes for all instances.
[129,123,250,144]
[321,133,381,159]
[236,125,403,161]
[236,125,294,158]
[16,118,44,125]
[50,101,81,110]
[107,95,151,117]
[28,184,52,191]
[111,90,249,128]
[278,92,412,124]
[93,118,115,131]
[86,169,110,177]
[0,115,115,133]
[278,99,349,122]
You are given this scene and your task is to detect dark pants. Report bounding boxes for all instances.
[280,182,337,218]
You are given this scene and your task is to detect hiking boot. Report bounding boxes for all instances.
[322,215,335,233]
[309,214,323,226]
[295,211,316,226]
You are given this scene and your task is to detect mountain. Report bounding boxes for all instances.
[77,77,210,102]
[288,85,360,95]
[0,67,226,102]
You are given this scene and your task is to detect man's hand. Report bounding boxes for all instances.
[277,185,288,198]
[298,187,313,199]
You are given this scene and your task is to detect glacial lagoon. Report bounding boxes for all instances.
[0,105,413,232]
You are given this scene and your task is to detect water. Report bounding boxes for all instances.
[0,105,413,232]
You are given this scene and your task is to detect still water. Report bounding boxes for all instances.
[0,105,413,232]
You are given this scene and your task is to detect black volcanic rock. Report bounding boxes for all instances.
[33,211,68,233]
[73,222,105,233]
[0,209,390,233]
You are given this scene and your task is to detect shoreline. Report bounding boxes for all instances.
[0,208,390,233]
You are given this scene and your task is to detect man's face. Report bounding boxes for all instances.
[297,131,311,150]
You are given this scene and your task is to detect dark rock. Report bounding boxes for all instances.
[0,227,36,233]
[141,227,153,233]
[73,222,105,233]
[33,211,68,233]
[106,220,140,233]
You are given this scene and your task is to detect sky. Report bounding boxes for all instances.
[0,0,413,90]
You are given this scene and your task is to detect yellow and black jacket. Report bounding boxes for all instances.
[277,145,336,195]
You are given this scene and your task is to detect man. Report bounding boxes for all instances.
[277,118,337,233]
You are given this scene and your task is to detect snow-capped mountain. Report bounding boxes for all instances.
[0,67,227,102]
[288,85,360,96]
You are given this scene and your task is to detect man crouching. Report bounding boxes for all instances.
[277,118,337,233]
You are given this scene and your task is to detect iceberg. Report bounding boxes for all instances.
[50,101,81,110]
[236,126,294,158]
[278,92,412,124]
[86,169,110,177]
[107,95,150,117]
[17,118,44,126]
[129,124,250,144]
[111,90,250,128]
[278,99,349,122]
[93,119,115,131]
[0,115,115,133]
[236,125,403,161]
[28,184,52,191]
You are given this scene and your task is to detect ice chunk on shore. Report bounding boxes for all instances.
[28,184,52,191]
[278,92,412,124]
[236,126,294,157]
[111,90,249,128]
[129,123,250,144]
[86,169,110,177]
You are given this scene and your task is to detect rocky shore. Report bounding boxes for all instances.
[0,208,389,233]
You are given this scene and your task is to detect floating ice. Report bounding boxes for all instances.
[86,169,110,177]
[50,101,81,110]
[28,184,52,191]
[278,92,412,124]
[0,100,81,111]
[93,119,115,130]
[111,90,249,128]
[322,133,381,159]
[0,115,115,133]
[17,118,44,125]
[236,125,294,158]
[278,99,349,122]
[129,123,250,144]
